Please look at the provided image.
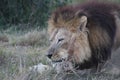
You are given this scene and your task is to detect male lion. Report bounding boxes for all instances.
[47,1,120,73]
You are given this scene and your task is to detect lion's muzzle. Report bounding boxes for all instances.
[47,47,56,59]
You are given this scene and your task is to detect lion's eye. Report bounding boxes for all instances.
[58,38,64,43]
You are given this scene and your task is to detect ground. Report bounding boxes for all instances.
[0,29,120,80]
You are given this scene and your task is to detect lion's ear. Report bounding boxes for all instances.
[79,16,87,32]
[75,11,88,32]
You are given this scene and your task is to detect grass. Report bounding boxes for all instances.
[0,29,50,80]
[0,28,120,80]
[0,33,8,42]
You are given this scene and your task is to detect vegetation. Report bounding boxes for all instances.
[0,0,71,30]
[0,0,120,80]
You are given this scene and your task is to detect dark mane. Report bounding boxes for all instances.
[50,1,120,70]
[53,1,120,24]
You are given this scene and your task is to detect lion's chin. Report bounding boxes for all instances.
[52,60,74,73]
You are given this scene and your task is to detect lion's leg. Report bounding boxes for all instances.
[89,62,105,74]
[94,61,108,73]
[96,62,105,73]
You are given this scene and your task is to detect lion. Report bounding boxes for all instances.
[47,1,120,73]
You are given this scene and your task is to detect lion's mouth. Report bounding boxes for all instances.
[52,59,62,62]
[51,58,66,63]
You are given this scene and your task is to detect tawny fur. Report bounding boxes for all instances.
[47,1,120,71]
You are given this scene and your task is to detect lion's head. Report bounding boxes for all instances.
[47,8,92,72]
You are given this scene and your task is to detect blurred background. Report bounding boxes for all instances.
[0,0,120,80]
[0,0,72,30]
[0,0,120,30]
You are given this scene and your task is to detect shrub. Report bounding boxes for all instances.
[0,0,72,30]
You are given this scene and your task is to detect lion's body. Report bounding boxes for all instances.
[47,1,120,72]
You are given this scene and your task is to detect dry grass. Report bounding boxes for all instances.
[0,29,120,80]
[16,30,48,46]
[0,43,49,80]
[0,29,49,80]
[8,29,49,46]
[0,34,9,42]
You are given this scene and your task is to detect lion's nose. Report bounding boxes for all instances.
[47,47,56,59]
[46,53,53,59]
